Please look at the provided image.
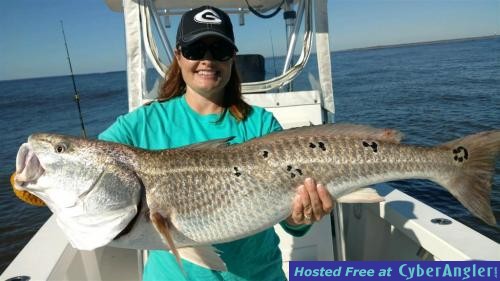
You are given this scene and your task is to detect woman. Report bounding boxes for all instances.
[99,6,333,281]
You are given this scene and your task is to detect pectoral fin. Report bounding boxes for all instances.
[178,246,227,271]
[150,212,184,272]
[337,187,384,203]
[150,212,227,272]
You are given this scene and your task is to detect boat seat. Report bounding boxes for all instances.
[235,54,266,83]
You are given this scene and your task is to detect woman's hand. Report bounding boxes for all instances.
[286,178,334,226]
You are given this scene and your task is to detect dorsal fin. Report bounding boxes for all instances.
[245,123,404,145]
[183,137,235,149]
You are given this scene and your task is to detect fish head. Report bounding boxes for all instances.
[15,133,109,208]
[14,133,142,250]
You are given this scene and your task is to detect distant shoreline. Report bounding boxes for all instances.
[2,35,498,82]
[334,35,499,53]
[0,70,127,83]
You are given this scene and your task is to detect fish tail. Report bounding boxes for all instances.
[439,130,500,225]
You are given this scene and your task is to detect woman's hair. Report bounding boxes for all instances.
[158,55,252,121]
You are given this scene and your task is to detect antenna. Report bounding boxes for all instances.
[269,30,278,78]
[60,20,87,138]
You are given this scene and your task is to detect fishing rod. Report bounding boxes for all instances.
[60,20,87,138]
[9,22,89,207]
[269,30,278,78]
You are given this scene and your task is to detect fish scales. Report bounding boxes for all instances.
[140,148,293,244]
[137,135,463,245]
[13,124,498,256]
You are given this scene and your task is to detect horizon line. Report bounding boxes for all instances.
[2,34,498,82]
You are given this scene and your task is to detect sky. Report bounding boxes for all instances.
[0,0,498,81]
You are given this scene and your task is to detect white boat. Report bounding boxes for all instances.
[2,1,498,280]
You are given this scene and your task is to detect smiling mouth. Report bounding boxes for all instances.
[196,70,220,78]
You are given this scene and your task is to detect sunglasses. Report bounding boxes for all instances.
[180,41,235,61]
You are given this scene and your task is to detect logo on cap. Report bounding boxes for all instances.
[194,9,222,24]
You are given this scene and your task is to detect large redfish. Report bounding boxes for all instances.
[13,124,499,270]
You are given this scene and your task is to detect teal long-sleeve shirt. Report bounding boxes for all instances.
[99,95,310,281]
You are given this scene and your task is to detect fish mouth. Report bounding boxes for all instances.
[14,143,45,190]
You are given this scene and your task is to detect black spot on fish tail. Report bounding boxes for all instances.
[309,143,316,148]
[290,173,296,178]
[295,168,303,175]
[453,146,469,163]
[286,165,293,171]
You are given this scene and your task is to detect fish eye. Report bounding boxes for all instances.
[55,143,67,153]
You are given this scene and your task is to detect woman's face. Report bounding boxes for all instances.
[176,37,235,100]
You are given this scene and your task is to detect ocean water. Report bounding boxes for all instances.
[0,37,499,272]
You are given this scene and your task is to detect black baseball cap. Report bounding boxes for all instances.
[176,6,238,51]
